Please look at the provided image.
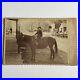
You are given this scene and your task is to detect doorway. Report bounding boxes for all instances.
[3,18,22,64]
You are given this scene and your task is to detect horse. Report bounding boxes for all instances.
[17,32,58,61]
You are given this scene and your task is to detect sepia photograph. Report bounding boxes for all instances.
[2,2,78,78]
[3,18,77,65]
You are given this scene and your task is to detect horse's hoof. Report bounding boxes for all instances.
[21,55,23,59]
[50,57,52,60]
[50,58,51,60]
[23,60,26,64]
[31,58,35,62]
[23,60,28,64]
[52,58,54,60]
[33,59,35,62]
[31,57,33,60]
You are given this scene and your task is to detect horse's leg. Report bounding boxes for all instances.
[50,48,52,59]
[30,44,36,61]
[49,42,54,60]
[18,45,20,54]
[33,48,36,61]
[50,48,54,60]
[49,44,52,59]
[52,49,54,60]
[31,48,35,61]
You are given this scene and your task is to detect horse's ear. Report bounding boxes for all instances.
[21,33,24,37]
[20,32,23,36]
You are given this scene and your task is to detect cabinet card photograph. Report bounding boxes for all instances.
[3,18,77,65]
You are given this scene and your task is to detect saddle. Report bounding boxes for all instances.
[33,34,43,47]
[35,37,42,47]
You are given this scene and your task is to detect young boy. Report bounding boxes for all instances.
[35,27,43,45]
[35,27,43,39]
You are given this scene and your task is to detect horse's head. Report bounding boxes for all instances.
[18,32,24,41]
[20,32,24,37]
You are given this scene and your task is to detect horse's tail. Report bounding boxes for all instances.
[55,40,58,54]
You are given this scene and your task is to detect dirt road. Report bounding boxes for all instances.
[4,33,68,65]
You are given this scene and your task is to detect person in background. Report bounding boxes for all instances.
[10,27,12,34]
[49,26,53,36]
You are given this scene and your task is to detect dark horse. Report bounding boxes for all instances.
[17,32,58,61]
